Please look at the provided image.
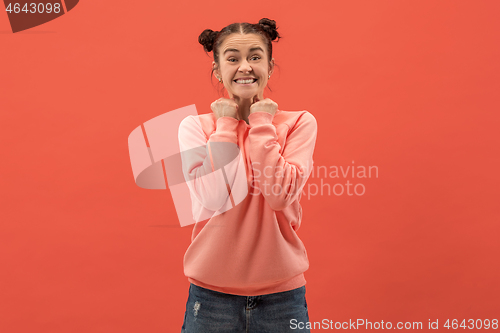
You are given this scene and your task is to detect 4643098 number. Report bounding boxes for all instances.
[443,319,498,330]
[6,3,61,14]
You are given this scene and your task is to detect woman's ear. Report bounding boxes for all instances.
[269,58,275,76]
[212,61,220,79]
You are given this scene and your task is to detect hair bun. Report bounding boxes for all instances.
[198,29,219,52]
[258,18,280,41]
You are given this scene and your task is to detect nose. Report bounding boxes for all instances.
[238,59,252,72]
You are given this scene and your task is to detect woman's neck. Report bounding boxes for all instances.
[236,98,253,124]
[231,93,263,124]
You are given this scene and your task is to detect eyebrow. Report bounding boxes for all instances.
[223,46,264,55]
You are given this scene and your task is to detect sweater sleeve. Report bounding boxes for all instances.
[178,115,241,213]
[247,111,317,211]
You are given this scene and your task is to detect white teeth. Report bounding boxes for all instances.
[235,79,256,84]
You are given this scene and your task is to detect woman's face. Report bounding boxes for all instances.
[213,33,274,101]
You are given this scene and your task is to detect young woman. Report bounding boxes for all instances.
[178,18,317,333]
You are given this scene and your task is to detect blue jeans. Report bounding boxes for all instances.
[181,283,311,333]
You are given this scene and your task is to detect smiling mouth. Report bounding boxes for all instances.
[234,79,258,84]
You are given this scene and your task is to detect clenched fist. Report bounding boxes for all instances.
[211,98,240,120]
[249,96,278,116]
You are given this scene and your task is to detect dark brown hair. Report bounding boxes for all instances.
[198,18,282,93]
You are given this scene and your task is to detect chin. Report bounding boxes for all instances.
[234,90,262,99]
[237,93,255,99]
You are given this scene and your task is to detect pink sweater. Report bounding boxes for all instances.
[177,108,317,296]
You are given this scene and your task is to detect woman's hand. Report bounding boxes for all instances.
[211,97,240,120]
[250,96,278,116]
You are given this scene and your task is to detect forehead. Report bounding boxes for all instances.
[220,33,266,54]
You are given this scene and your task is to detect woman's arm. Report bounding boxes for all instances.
[247,111,317,211]
[178,115,243,212]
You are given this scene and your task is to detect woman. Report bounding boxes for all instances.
[178,18,317,333]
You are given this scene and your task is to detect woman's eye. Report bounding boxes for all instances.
[228,56,260,62]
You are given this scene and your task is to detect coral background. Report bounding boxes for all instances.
[1,0,499,331]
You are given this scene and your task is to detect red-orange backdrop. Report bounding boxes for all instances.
[1,1,499,332]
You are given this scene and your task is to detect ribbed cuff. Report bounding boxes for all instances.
[248,111,274,127]
[216,116,239,131]
[210,116,239,143]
